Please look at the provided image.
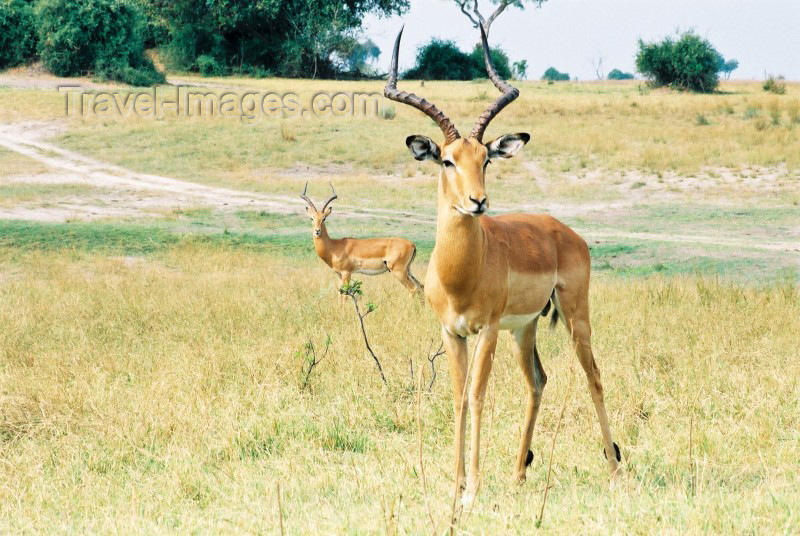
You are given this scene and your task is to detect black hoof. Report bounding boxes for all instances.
[603,442,621,462]
[525,450,534,467]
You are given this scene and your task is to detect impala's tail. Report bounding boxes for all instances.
[540,290,559,329]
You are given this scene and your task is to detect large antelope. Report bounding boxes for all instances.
[385,27,621,505]
[300,182,422,296]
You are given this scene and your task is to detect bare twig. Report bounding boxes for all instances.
[453,0,543,34]
[427,341,445,391]
[300,335,331,391]
[340,281,387,385]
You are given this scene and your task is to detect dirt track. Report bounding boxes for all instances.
[0,119,798,254]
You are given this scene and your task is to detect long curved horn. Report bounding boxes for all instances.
[384,26,460,144]
[300,181,317,211]
[469,25,520,142]
[321,182,338,212]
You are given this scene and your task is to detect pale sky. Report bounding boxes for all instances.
[363,0,800,80]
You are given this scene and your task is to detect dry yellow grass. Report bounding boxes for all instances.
[1,248,797,533]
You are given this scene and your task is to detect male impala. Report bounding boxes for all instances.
[385,27,621,504]
[301,182,422,296]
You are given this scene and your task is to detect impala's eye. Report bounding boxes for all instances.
[443,160,455,168]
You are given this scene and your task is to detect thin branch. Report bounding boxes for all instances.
[300,336,331,391]
[341,282,387,385]
[454,0,482,28]
[428,341,445,391]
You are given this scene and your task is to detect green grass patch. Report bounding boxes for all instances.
[0,220,314,257]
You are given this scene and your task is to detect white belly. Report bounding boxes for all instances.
[355,268,388,276]
[498,313,540,331]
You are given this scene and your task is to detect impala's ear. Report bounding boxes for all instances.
[305,206,313,217]
[405,135,441,162]
[323,206,332,219]
[486,133,530,159]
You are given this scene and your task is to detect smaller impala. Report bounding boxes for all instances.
[300,182,422,296]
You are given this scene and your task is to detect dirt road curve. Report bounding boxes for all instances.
[0,121,798,253]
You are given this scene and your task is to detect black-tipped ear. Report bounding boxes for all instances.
[486,133,530,159]
[405,135,441,162]
[323,206,332,219]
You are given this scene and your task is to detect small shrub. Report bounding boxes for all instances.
[695,114,710,126]
[763,75,786,95]
[196,54,224,77]
[542,67,569,82]
[743,106,760,119]
[36,0,165,86]
[378,105,395,120]
[636,31,723,92]
[788,102,800,124]
[0,0,37,68]
[608,68,634,80]
[280,122,296,142]
[768,102,782,126]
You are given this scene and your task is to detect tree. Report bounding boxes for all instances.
[148,0,408,78]
[512,59,528,80]
[591,54,605,80]
[0,0,37,69]
[36,0,165,86]
[542,67,569,81]
[337,38,381,76]
[607,68,634,80]
[636,30,723,92]
[719,58,739,80]
[453,0,547,34]
[404,38,511,80]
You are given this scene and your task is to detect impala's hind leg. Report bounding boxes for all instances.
[387,248,422,295]
[511,318,547,483]
[555,284,621,476]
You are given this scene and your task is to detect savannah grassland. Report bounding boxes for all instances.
[1,76,799,533]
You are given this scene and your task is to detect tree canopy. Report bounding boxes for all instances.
[636,31,724,92]
[148,0,408,78]
[403,38,511,80]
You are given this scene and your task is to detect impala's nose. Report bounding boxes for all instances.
[468,195,488,215]
[314,229,321,236]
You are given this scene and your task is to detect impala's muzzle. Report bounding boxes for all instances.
[469,195,487,215]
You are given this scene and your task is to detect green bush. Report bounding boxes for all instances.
[0,0,37,69]
[404,39,474,80]
[542,67,569,81]
[403,38,511,80]
[763,75,786,95]
[608,68,634,80]
[196,54,224,77]
[635,31,722,92]
[36,0,165,86]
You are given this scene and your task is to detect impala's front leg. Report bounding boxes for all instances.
[464,323,499,506]
[441,326,468,493]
